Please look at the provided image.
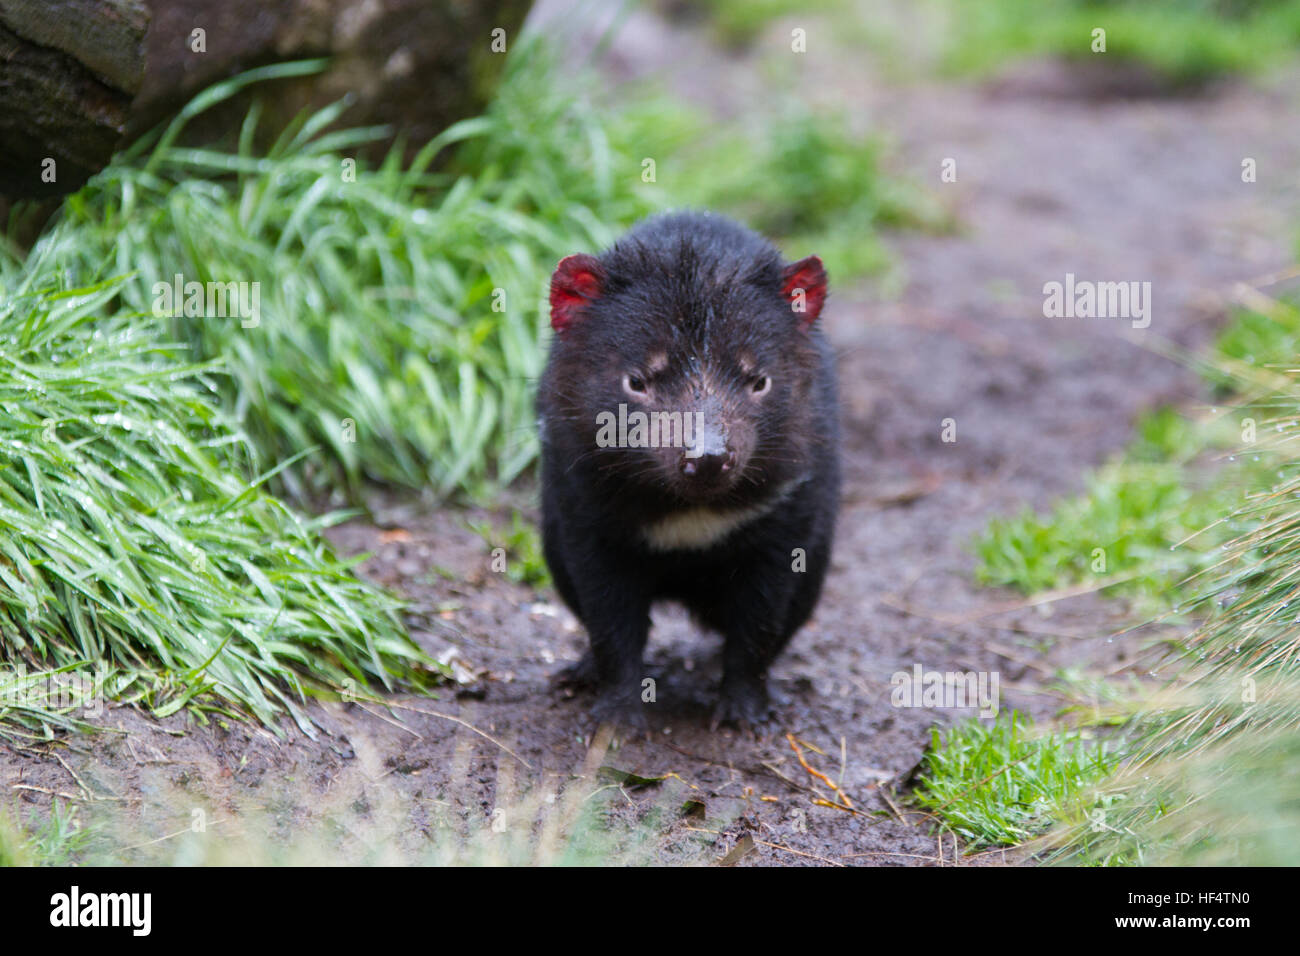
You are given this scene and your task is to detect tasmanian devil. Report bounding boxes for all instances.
[537,210,840,729]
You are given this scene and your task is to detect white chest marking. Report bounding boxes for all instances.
[642,505,770,552]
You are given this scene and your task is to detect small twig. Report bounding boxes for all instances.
[811,798,859,815]
[852,472,944,509]
[982,642,1057,677]
[580,721,615,779]
[682,827,845,867]
[752,838,845,867]
[760,761,825,799]
[53,752,94,801]
[793,736,827,757]
[10,783,105,802]
[1240,263,1300,289]
[878,571,1141,629]
[119,817,230,852]
[787,734,854,810]
[366,698,531,770]
[879,787,911,827]
[354,700,424,739]
[125,736,175,766]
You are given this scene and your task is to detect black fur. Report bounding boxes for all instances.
[538,210,840,728]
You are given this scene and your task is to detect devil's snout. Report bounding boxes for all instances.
[680,414,736,483]
[680,447,736,480]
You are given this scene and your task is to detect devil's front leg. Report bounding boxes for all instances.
[567,558,654,730]
[704,555,804,731]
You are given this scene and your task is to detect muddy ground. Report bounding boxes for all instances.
[6,8,1300,865]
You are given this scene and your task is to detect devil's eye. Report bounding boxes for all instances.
[751,375,770,395]
[624,373,648,396]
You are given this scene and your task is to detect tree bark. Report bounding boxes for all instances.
[0,0,533,205]
[129,0,533,156]
[0,0,148,199]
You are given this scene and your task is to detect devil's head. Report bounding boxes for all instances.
[544,212,829,507]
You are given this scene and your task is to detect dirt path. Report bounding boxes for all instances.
[7,11,1300,865]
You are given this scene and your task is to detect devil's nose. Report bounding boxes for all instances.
[680,449,736,481]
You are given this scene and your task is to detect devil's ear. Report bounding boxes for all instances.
[781,255,827,329]
[550,254,605,333]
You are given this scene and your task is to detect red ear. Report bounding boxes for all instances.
[550,254,605,333]
[781,255,827,329]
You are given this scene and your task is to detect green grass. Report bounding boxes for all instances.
[0,275,435,734]
[912,711,1121,850]
[972,290,1300,601]
[930,0,1300,85]
[972,406,1261,598]
[5,46,660,504]
[966,279,1300,863]
[1053,484,1300,861]
[0,663,102,744]
[0,43,663,734]
[0,800,96,866]
[1210,297,1300,392]
[681,109,953,281]
[969,274,1300,863]
[1053,370,1300,863]
[618,92,953,284]
[469,510,551,589]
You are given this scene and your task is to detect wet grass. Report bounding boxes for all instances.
[1053,369,1300,864]
[7,47,659,504]
[0,800,96,866]
[0,277,435,734]
[972,406,1263,600]
[912,711,1121,851]
[971,297,1293,600]
[970,277,1300,864]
